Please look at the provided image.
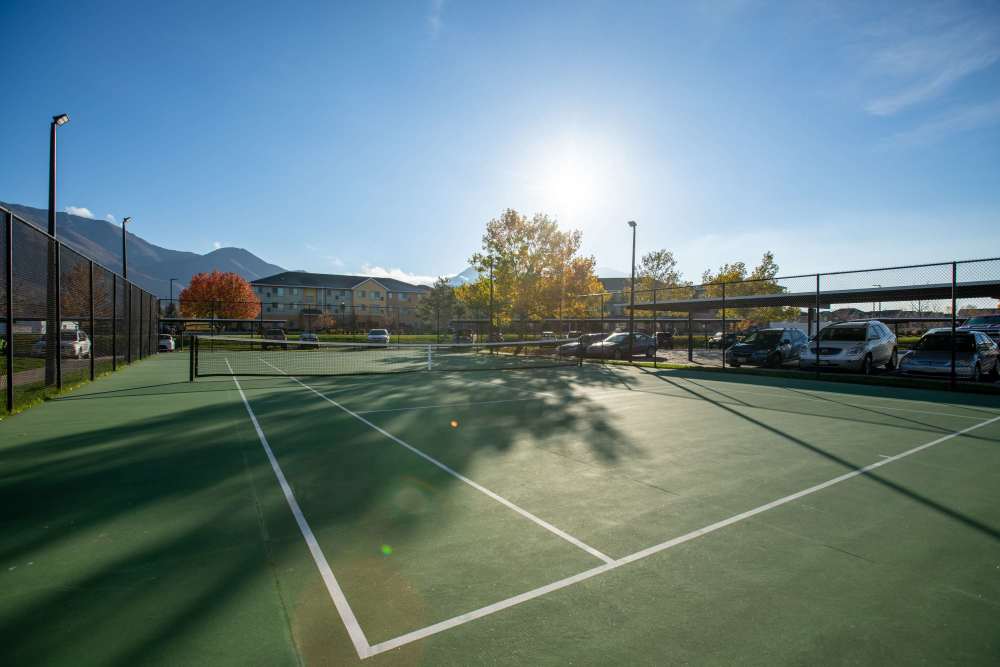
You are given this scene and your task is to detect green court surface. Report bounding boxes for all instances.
[2,353,1000,665]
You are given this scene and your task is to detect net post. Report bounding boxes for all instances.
[5,211,14,414]
[89,260,95,381]
[189,335,197,381]
[426,344,432,371]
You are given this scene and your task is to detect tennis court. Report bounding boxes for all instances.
[3,343,1000,665]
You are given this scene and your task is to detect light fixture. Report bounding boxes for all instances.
[53,114,70,126]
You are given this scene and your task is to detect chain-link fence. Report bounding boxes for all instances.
[561,258,1000,388]
[2,206,159,414]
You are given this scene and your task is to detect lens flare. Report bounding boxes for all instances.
[450,419,459,428]
[381,544,393,556]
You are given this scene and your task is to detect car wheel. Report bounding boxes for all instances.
[766,352,780,368]
[989,362,999,382]
[862,354,873,375]
[973,363,982,383]
[885,347,897,371]
[645,347,655,359]
[614,349,623,361]
[730,361,741,367]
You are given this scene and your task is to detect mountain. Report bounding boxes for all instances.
[596,266,628,278]
[448,266,480,287]
[1,202,285,298]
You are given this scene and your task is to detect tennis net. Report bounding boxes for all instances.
[190,336,580,378]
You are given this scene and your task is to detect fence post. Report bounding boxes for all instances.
[815,273,821,379]
[652,287,658,368]
[55,243,62,389]
[127,282,132,364]
[112,276,117,370]
[950,261,957,390]
[89,260,95,381]
[189,334,195,381]
[687,311,693,362]
[5,211,13,414]
[721,283,726,369]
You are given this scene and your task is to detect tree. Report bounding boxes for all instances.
[635,249,683,291]
[701,252,799,326]
[466,209,602,333]
[178,271,260,319]
[416,277,466,337]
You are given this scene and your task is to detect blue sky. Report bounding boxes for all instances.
[1,0,998,284]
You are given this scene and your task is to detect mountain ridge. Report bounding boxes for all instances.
[1,202,285,298]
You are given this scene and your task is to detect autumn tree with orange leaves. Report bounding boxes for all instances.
[178,271,260,319]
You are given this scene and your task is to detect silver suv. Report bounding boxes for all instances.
[799,320,897,374]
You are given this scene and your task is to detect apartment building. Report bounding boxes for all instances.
[251,272,430,330]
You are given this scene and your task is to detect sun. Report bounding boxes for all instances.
[539,147,601,218]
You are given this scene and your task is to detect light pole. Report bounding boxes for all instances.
[627,220,637,361]
[169,277,178,303]
[121,217,132,278]
[46,114,70,388]
[872,284,882,315]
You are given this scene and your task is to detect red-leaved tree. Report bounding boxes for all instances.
[178,271,260,319]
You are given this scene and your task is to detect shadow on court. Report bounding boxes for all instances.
[636,367,1000,544]
[0,363,638,665]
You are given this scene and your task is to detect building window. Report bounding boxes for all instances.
[276,287,285,296]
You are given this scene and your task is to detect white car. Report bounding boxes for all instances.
[367,329,390,346]
[31,330,91,359]
[799,320,897,374]
[158,334,175,352]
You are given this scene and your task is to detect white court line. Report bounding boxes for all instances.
[225,360,372,659]
[260,359,614,565]
[366,411,1000,657]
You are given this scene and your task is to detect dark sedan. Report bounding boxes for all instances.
[558,333,608,357]
[959,315,1000,342]
[726,328,808,367]
[586,332,657,360]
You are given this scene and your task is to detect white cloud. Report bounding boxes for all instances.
[104,214,116,223]
[427,0,445,38]
[326,256,345,268]
[213,241,222,250]
[360,263,438,286]
[888,97,1000,146]
[863,15,1000,116]
[64,206,94,219]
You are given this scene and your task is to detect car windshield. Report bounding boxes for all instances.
[582,334,606,343]
[368,329,388,336]
[606,333,628,343]
[742,331,780,346]
[818,326,866,341]
[964,315,1000,326]
[916,334,976,353]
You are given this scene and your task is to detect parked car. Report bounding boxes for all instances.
[799,320,897,374]
[708,331,741,349]
[958,314,1000,342]
[655,331,674,350]
[541,331,556,339]
[726,328,808,367]
[31,330,91,359]
[898,329,999,382]
[262,328,288,350]
[158,334,175,352]
[367,329,390,346]
[558,333,607,357]
[586,332,657,359]
[298,332,319,349]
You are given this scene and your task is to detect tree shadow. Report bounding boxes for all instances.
[0,362,637,664]
[635,367,1000,544]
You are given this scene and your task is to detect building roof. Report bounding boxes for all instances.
[252,271,431,292]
